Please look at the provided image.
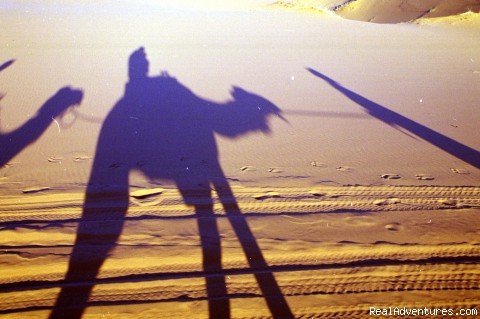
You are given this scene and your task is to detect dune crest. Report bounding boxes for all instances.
[272,0,480,24]
[415,10,480,27]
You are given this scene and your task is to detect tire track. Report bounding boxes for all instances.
[1,185,479,224]
[1,185,479,316]
[1,243,479,286]
[1,263,479,312]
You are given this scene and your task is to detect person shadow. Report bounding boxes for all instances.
[50,47,293,319]
[0,58,83,167]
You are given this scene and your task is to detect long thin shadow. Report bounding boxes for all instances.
[307,68,480,170]
[0,87,83,168]
[50,48,293,319]
[0,59,15,73]
[283,110,370,119]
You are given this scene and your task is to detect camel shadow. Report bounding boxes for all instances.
[50,48,293,319]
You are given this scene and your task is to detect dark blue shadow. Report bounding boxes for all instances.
[0,86,83,168]
[0,59,15,73]
[50,48,293,319]
[307,67,480,170]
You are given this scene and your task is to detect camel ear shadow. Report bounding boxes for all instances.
[230,86,247,99]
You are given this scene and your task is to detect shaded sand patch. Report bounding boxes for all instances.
[271,0,480,24]
[415,10,480,27]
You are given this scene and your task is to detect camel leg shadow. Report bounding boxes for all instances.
[49,172,129,319]
[178,182,231,319]
[179,170,293,319]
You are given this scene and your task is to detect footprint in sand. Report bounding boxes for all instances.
[1,163,15,169]
[451,168,470,175]
[22,186,51,194]
[309,189,343,198]
[240,166,256,172]
[438,199,457,206]
[310,161,326,168]
[268,167,283,173]
[381,173,401,180]
[73,156,92,162]
[309,189,327,197]
[415,174,435,181]
[336,166,352,172]
[130,187,164,206]
[385,222,401,231]
[130,187,164,199]
[252,191,280,200]
[48,157,63,163]
[437,199,470,208]
[373,198,401,206]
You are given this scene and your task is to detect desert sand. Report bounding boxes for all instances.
[1,1,480,318]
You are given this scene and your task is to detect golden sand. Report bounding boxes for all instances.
[1,1,479,318]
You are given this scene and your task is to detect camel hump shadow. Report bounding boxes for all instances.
[50,47,293,319]
[88,47,283,190]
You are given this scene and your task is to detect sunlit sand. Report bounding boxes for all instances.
[1,1,479,318]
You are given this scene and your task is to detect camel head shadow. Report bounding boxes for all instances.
[88,47,284,188]
[50,48,294,319]
[37,87,83,119]
[0,82,83,168]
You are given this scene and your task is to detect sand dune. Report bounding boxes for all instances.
[415,10,480,27]
[273,0,480,23]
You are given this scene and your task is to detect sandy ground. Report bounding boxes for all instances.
[274,0,480,23]
[1,1,480,318]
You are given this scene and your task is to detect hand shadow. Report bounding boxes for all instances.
[50,47,293,319]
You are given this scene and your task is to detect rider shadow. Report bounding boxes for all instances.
[50,48,293,319]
